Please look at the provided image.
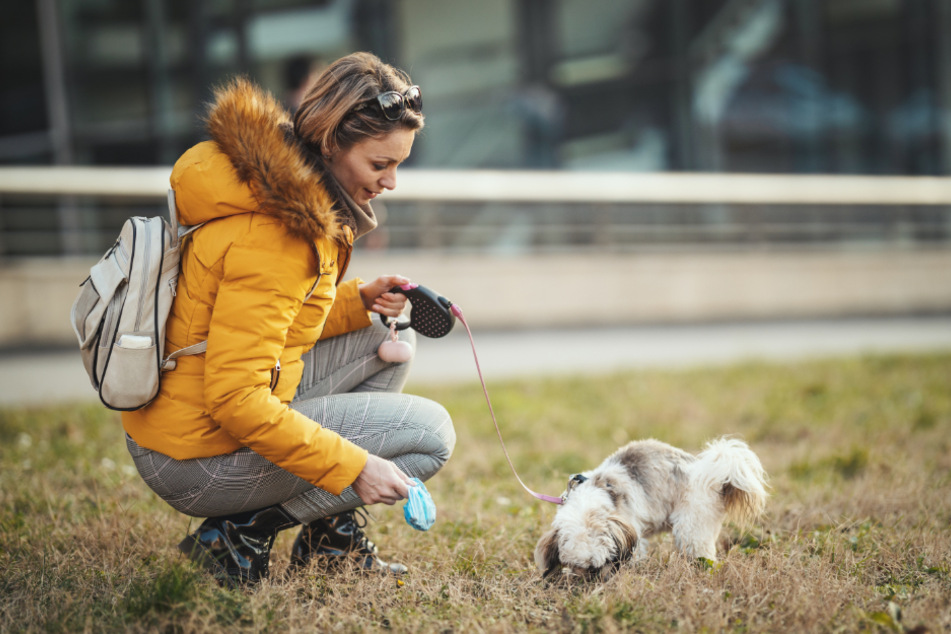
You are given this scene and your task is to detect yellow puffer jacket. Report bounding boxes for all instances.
[122,79,372,496]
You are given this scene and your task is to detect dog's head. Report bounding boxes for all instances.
[533,468,638,579]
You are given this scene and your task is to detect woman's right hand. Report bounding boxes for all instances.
[351,454,414,505]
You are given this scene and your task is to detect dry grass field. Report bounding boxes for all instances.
[1,352,949,632]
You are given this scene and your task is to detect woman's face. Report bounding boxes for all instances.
[327,128,415,206]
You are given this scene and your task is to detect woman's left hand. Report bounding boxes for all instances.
[358,274,411,317]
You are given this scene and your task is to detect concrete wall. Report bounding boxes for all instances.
[3,248,950,347]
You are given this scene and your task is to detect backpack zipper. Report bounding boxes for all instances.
[96,235,128,348]
[97,221,136,404]
[151,227,167,380]
[134,219,151,331]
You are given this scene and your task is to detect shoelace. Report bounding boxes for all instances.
[343,508,376,553]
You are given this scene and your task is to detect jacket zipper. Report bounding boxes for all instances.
[336,242,352,285]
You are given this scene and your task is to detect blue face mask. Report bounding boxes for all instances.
[403,477,436,531]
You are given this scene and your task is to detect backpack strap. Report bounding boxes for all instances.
[161,341,207,371]
[168,189,182,243]
[168,189,204,244]
[162,188,306,378]
[160,188,208,373]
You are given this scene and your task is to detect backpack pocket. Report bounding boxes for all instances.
[98,338,160,410]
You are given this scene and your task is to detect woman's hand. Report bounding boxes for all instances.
[351,454,415,505]
[358,274,411,318]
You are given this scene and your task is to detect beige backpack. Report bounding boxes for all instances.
[70,190,205,410]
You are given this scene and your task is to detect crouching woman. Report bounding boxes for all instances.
[121,52,455,586]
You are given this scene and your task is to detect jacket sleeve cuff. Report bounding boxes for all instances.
[319,278,373,340]
[316,435,370,496]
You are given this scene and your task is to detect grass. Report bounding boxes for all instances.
[2,352,950,632]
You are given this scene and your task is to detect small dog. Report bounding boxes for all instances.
[534,437,768,579]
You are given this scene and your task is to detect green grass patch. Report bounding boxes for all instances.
[1,352,950,632]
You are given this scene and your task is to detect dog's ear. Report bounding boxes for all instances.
[534,529,562,578]
[607,516,638,561]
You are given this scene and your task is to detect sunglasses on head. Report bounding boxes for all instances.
[353,85,422,121]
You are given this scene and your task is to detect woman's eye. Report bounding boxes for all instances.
[373,163,386,171]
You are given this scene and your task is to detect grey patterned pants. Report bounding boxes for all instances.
[126,320,456,524]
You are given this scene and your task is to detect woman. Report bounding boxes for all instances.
[121,52,455,586]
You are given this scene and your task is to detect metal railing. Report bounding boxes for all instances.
[1,167,950,257]
[2,166,951,203]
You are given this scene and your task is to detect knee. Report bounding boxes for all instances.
[432,401,456,460]
[417,396,456,464]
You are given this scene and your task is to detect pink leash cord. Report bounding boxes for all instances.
[449,304,563,505]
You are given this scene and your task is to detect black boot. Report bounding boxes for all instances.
[289,508,408,575]
[178,505,298,587]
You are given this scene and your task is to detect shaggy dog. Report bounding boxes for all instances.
[534,437,768,579]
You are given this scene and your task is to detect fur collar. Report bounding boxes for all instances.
[205,77,345,245]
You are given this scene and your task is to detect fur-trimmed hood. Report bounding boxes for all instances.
[173,77,346,245]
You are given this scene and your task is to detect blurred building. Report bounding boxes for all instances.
[2,0,950,257]
[6,0,950,173]
[2,0,951,342]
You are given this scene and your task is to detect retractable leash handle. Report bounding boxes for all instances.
[379,283,456,338]
[383,283,561,505]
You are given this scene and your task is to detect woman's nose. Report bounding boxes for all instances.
[380,169,397,191]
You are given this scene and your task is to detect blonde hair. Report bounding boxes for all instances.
[292,52,424,157]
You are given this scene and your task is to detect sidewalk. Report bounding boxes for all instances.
[3,316,950,407]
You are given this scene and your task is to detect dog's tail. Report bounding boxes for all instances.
[693,437,768,524]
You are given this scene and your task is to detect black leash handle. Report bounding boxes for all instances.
[379,283,456,338]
